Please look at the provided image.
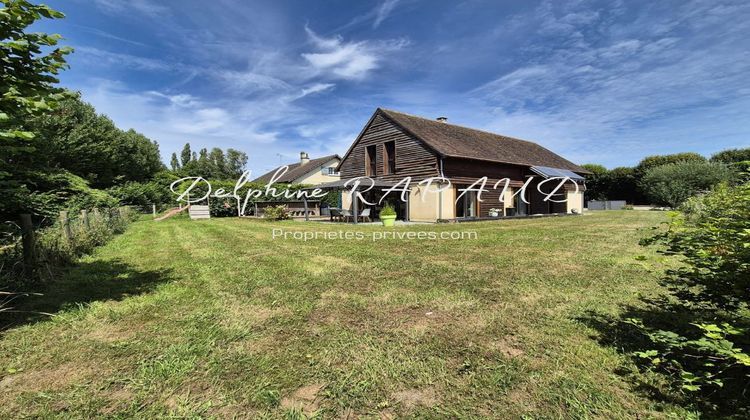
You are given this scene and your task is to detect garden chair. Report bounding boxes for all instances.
[358,208,371,222]
[330,208,341,222]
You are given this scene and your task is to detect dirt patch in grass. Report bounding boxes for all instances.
[280,382,326,414]
[488,337,525,358]
[86,322,144,343]
[0,360,104,405]
[392,387,438,410]
[220,302,291,328]
[100,387,136,415]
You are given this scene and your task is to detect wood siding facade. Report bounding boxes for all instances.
[339,114,440,182]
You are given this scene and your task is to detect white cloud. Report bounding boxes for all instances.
[301,26,407,80]
[373,0,400,28]
[297,83,335,99]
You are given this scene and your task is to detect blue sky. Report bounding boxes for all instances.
[37,0,750,174]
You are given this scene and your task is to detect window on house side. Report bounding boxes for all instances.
[384,141,396,174]
[366,145,377,176]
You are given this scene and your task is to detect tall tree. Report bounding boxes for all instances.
[29,96,163,187]
[180,143,191,167]
[170,152,180,170]
[208,147,226,178]
[581,163,608,201]
[226,148,248,178]
[1,0,72,219]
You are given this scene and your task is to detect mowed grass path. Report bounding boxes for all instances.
[0,212,689,418]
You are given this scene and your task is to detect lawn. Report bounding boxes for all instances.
[0,211,692,418]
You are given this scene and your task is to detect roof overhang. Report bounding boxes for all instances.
[302,178,403,191]
[530,166,586,182]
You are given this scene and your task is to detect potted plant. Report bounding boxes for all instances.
[379,203,397,226]
[489,208,502,217]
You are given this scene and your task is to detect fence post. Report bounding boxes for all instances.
[60,211,72,242]
[20,214,35,275]
[81,209,90,229]
[93,207,100,220]
[152,204,157,218]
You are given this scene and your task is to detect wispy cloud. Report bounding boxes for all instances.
[74,46,173,71]
[470,0,750,166]
[301,26,407,80]
[373,0,400,28]
[92,0,167,17]
[297,83,335,99]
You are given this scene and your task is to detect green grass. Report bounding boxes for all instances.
[0,211,693,418]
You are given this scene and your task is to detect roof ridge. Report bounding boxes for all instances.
[380,108,541,147]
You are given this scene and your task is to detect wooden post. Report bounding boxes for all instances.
[303,197,309,221]
[60,211,72,242]
[353,195,358,225]
[152,204,157,218]
[20,214,35,274]
[81,209,90,229]
[405,189,410,222]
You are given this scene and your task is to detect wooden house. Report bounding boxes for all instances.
[336,108,590,222]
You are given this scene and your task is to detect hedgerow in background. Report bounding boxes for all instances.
[640,161,732,208]
[580,164,607,202]
[631,182,750,413]
[0,206,139,289]
[710,147,750,164]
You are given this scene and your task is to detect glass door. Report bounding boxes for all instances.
[456,188,477,218]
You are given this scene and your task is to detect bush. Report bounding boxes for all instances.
[632,182,750,413]
[263,205,289,221]
[108,180,172,211]
[710,148,750,164]
[0,207,139,289]
[636,153,707,173]
[380,203,396,217]
[640,161,732,208]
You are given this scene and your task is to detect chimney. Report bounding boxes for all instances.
[436,116,448,123]
[299,151,310,165]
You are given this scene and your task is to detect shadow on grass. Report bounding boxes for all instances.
[1,259,173,330]
[577,298,750,418]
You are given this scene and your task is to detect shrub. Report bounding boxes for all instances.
[380,203,396,217]
[636,153,707,173]
[640,161,733,208]
[710,147,750,164]
[632,182,750,412]
[263,205,289,221]
[1,207,139,288]
[107,180,173,211]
